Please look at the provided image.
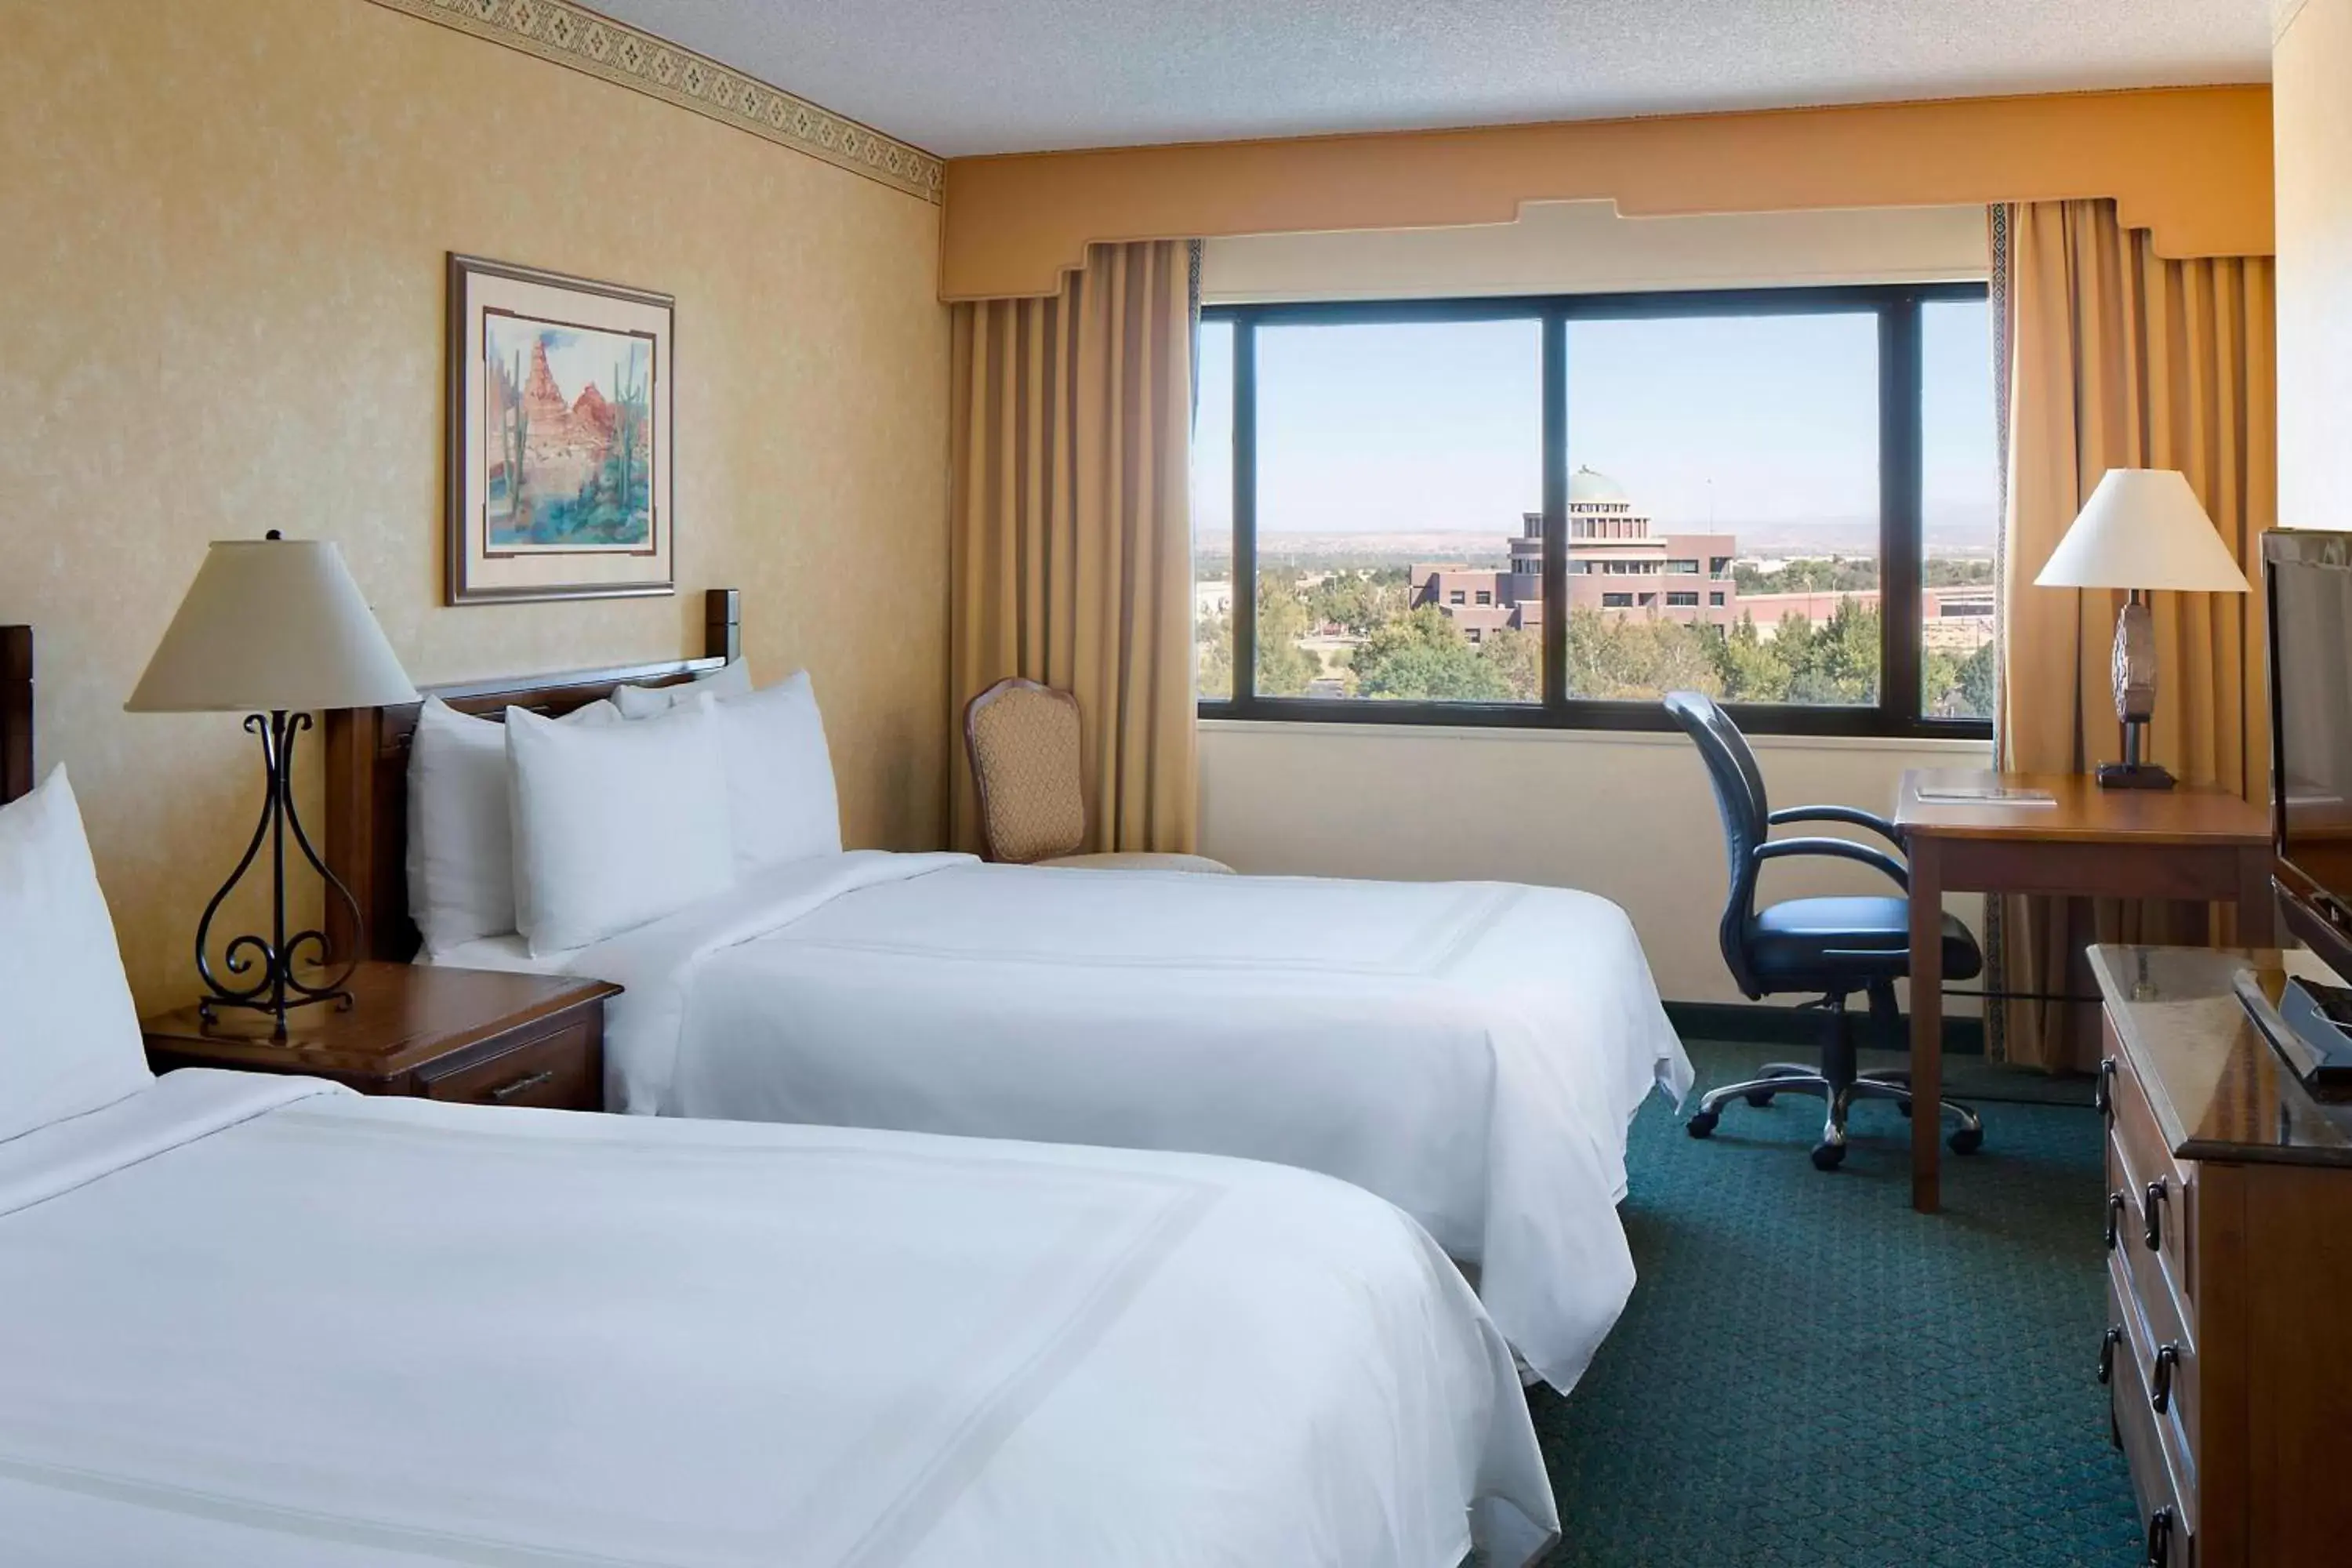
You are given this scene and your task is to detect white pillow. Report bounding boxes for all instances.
[612,659,753,719]
[405,696,619,956]
[506,695,735,956]
[711,670,843,869]
[0,768,152,1141]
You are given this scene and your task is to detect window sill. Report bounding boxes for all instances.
[1198,715,1995,754]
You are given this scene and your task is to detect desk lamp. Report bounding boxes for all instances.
[2034,468,2251,789]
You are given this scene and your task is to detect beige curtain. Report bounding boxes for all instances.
[1994,199,2275,1070]
[947,240,1199,857]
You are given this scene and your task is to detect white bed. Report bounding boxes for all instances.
[0,1068,1559,1566]
[430,851,1694,1392]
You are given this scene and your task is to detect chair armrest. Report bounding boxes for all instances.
[1753,837,1911,892]
[1766,804,1906,848]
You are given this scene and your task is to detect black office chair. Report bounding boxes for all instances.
[1663,691,1986,1171]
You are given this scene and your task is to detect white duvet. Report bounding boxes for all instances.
[447,854,1692,1392]
[0,1069,1557,1566]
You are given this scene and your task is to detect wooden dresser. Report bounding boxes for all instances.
[2091,945,2352,1568]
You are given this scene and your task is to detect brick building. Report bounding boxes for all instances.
[1408,467,1738,643]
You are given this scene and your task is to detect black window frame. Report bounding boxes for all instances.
[1197,281,1994,739]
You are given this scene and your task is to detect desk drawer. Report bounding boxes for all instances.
[2110,1261,2198,1568]
[417,1018,599,1110]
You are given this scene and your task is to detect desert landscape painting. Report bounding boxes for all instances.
[482,314,655,550]
[448,256,673,603]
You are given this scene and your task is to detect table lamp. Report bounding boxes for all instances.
[128,533,418,1035]
[2034,468,2251,790]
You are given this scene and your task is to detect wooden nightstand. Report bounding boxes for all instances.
[141,961,619,1111]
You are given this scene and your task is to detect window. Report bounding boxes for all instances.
[1920,297,1998,720]
[1193,319,1236,699]
[1198,285,1992,736]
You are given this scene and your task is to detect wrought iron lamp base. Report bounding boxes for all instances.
[197,985,356,1030]
[194,710,364,1040]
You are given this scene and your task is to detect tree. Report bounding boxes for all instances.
[1957,640,1997,719]
[1302,570,1400,636]
[1483,626,1541,702]
[1196,611,1232,699]
[1253,572,1319,696]
[1711,612,1791,702]
[1352,607,1510,701]
[1563,608,1724,700]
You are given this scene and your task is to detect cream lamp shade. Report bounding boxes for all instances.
[126,536,418,713]
[2034,468,2252,594]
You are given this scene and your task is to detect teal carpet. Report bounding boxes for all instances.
[1524,1040,2140,1567]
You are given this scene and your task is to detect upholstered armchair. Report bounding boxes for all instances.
[963,679,1232,873]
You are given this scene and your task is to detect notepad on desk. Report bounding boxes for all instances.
[1912,786,2057,806]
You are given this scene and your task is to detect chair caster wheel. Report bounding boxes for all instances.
[1810,1140,1846,1171]
[1948,1126,1984,1156]
[1686,1110,1719,1139]
[1743,1090,1776,1108]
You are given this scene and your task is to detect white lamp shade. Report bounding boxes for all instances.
[126,538,419,713]
[2034,468,2252,594]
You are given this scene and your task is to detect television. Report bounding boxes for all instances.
[2255,529,2352,1093]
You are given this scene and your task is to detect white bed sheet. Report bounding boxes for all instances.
[0,1069,1555,1567]
[531,854,1690,1392]
[422,930,562,974]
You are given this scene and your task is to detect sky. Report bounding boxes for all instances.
[1193,298,1995,543]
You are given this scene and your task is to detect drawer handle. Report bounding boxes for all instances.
[2105,1192,2127,1251]
[2145,1504,2173,1567]
[2150,1343,2180,1414]
[485,1069,556,1104]
[2096,1057,2117,1123]
[2098,1325,2123,1386]
[2143,1178,2169,1252]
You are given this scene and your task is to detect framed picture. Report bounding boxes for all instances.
[446,255,674,604]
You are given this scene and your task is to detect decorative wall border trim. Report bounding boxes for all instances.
[365,0,942,203]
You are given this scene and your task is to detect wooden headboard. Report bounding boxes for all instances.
[322,588,742,962]
[2,626,30,805]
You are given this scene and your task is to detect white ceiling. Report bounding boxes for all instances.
[590,0,2272,158]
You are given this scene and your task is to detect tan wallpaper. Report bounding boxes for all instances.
[0,0,950,1010]
[2275,0,2352,531]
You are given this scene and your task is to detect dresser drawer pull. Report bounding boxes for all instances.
[2144,1504,2173,1566]
[2098,1325,2123,1385]
[2096,1057,2117,1123]
[2105,1192,2127,1251]
[485,1069,557,1103]
[2149,1343,2180,1414]
[2143,1178,2169,1252]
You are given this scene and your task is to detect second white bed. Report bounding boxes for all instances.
[434,855,1693,1392]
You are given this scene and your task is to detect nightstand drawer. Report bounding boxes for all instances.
[417,1018,599,1110]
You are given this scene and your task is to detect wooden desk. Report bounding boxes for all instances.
[1895,770,2275,1213]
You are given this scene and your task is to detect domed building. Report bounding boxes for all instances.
[1409,466,1740,641]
